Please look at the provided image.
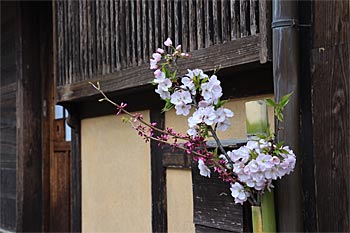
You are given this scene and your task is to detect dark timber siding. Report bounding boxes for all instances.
[0,2,18,231]
[310,0,350,231]
[54,0,273,103]
[55,0,260,86]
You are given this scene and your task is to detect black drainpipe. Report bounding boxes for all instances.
[272,0,304,232]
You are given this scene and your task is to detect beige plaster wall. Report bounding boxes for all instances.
[81,112,151,232]
[165,94,274,140]
[166,169,195,233]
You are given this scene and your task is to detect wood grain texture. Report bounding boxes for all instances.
[311,43,350,232]
[192,161,243,232]
[57,36,261,102]
[313,0,350,48]
[54,0,263,86]
[16,3,43,231]
[259,0,272,63]
[150,110,167,233]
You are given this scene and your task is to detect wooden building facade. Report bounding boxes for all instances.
[0,0,349,232]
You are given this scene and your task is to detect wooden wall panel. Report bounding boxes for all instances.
[311,43,350,231]
[54,0,261,87]
[311,1,350,231]
[0,2,18,231]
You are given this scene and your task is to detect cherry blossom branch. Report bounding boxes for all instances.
[90,82,189,141]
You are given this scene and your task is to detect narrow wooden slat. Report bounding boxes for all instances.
[68,0,73,84]
[58,1,63,85]
[189,0,197,50]
[109,0,115,72]
[230,0,238,40]
[168,0,174,42]
[142,0,149,62]
[196,0,204,48]
[120,0,127,69]
[181,0,189,51]
[250,0,257,35]
[102,0,108,74]
[79,1,84,80]
[91,1,97,74]
[204,0,212,47]
[136,0,142,65]
[161,0,167,43]
[154,0,161,49]
[130,0,137,66]
[125,0,131,67]
[95,1,102,74]
[87,1,93,77]
[114,0,121,70]
[212,0,220,44]
[105,0,111,74]
[148,1,155,56]
[81,0,86,81]
[240,0,249,37]
[259,0,272,63]
[221,0,230,42]
[174,0,180,46]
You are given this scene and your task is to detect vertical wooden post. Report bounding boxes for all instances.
[150,109,167,232]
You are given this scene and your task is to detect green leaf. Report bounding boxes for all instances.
[279,92,293,108]
[276,112,284,122]
[161,99,175,112]
[265,98,276,107]
[276,141,284,148]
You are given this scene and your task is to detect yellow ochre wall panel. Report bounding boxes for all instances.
[81,112,151,232]
[166,169,195,233]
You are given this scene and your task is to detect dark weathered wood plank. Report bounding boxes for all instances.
[181,0,189,51]
[240,0,249,37]
[204,0,212,47]
[196,0,204,48]
[16,3,43,231]
[230,0,238,40]
[142,0,149,62]
[104,0,111,74]
[221,0,229,43]
[57,35,261,102]
[311,43,350,232]
[109,0,115,72]
[212,0,220,44]
[136,0,142,65]
[130,0,137,66]
[192,160,243,232]
[168,0,174,41]
[95,1,102,74]
[313,1,350,48]
[154,0,161,50]
[250,0,257,35]
[161,0,167,43]
[189,0,197,50]
[120,0,127,69]
[259,0,272,63]
[114,0,121,70]
[148,1,154,58]
[174,0,180,46]
[150,110,167,233]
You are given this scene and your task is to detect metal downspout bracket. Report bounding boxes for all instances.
[272,0,304,231]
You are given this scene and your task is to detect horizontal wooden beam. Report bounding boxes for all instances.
[56,35,261,103]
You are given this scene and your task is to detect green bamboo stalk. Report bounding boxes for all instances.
[251,206,263,233]
[261,191,277,232]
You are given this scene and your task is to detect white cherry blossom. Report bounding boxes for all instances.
[198,159,211,178]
